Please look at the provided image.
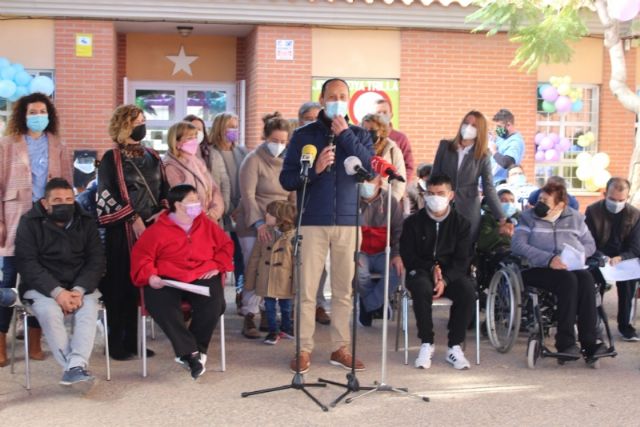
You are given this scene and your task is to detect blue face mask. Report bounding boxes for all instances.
[510,174,526,186]
[360,182,376,199]
[26,114,49,133]
[501,202,518,218]
[324,101,348,119]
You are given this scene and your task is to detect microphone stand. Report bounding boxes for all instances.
[318,179,374,406]
[344,176,429,404]
[241,168,328,412]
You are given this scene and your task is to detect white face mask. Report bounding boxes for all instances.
[605,198,626,214]
[460,124,477,140]
[424,194,450,213]
[196,130,205,144]
[266,142,286,157]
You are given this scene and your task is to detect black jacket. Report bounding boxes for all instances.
[400,208,472,285]
[585,200,640,260]
[15,201,105,299]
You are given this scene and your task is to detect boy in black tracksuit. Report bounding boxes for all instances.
[400,174,475,370]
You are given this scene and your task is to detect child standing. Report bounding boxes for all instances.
[245,200,296,345]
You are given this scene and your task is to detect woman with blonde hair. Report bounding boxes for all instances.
[97,104,169,360]
[432,110,507,244]
[360,113,406,201]
[164,121,223,222]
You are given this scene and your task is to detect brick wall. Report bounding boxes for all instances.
[54,20,117,157]
[243,25,312,149]
[116,32,126,106]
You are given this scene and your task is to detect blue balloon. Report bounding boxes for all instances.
[29,75,55,96]
[14,70,32,86]
[11,63,24,73]
[0,66,16,81]
[0,80,17,99]
[571,99,584,113]
[0,58,9,69]
[538,83,552,97]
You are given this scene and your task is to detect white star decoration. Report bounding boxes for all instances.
[166,45,198,76]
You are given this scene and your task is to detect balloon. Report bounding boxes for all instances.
[549,132,560,145]
[550,76,561,87]
[535,150,546,162]
[585,131,595,143]
[555,95,572,113]
[29,75,55,96]
[577,135,591,147]
[576,166,592,181]
[557,137,572,152]
[577,152,592,167]
[534,132,545,145]
[0,57,9,69]
[542,101,556,113]
[609,0,640,22]
[13,85,29,100]
[592,152,610,169]
[593,169,612,189]
[0,79,17,99]
[0,66,16,81]
[562,76,572,85]
[544,149,560,162]
[541,85,559,102]
[11,63,24,73]
[585,178,599,192]
[13,70,32,86]
[557,83,571,96]
[571,99,583,112]
[540,136,554,150]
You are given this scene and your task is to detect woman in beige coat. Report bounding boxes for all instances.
[0,93,72,365]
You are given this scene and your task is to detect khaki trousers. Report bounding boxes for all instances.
[298,225,357,353]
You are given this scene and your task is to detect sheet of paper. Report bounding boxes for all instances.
[599,258,640,282]
[560,243,586,271]
[162,279,210,297]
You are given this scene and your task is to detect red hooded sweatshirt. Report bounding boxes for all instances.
[130,211,234,287]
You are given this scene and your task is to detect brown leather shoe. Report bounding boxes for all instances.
[315,306,331,325]
[28,327,46,360]
[289,351,311,374]
[330,346,365,371]
[242,313,260,339]
[0,332,8,367]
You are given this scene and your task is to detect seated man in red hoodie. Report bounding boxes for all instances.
[358,174,404,326]
[130,184,233,380]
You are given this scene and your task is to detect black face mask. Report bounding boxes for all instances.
[533,201,550,218]
[48,203,75,223]
[496,126,509,139]
[130,124,147,142]
[369,130,378,143]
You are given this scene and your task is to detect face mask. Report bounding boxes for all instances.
[225,128,239,143]
[425,195,450,212]
[48,203,75,223]
[501,202,518,218]
[130,124,146,142]
[324,101,348,119]
[180,138,199,156]
[196,130,205,144]
[496,126,508,139]
[460,124,477,140]
[360,182,376,199]
[266,142,286,157]
[184,202,202,220]
[369,130,378,143]
[509,174,526,186]
[533,201,550,218]
[73,157,96,174]
[605,198,626,214]
[26,114,49,133]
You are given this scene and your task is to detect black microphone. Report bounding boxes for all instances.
[344,156,374,182]
[325,133,335,172]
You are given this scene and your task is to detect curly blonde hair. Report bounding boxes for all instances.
[209,112,238,150]
[167,121,198,158]
[108,104,144,145]
[266,200,297,233]
[361,113,391,156]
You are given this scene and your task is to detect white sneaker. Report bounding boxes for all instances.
[200,353,207,369]
[415,343,435,369]
[446,345,470,370]
[175,353,207,369]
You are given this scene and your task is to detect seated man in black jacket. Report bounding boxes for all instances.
[400,174,475,370]
[15,178,105,386]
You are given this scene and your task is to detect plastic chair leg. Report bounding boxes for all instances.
[220,314,225,372]
[141,314,147,378]
[476,298,481,365]
[102,307,111,381]
[10,308,18,374]
[23,311,30,390]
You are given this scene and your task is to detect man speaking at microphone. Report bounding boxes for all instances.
[280,78,374,374]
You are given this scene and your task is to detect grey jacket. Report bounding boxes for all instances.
[512,206,596,268]
[432,140,504,239]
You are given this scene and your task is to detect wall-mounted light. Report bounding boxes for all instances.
[177,26,194,37]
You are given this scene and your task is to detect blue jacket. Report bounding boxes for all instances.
[280,111,374,226]
[491,132,525,184]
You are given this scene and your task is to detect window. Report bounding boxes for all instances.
[128,82,237,153]
[0,69,55,134]
[535,84,600,192]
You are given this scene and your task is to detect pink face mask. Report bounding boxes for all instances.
[184,202,202,219]
[180,138,199,155]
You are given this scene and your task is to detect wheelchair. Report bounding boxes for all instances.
[483,253,617,368]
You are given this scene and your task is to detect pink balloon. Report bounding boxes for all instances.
[609,0,640,22]
[554,96,572,113]
[539,136,554,150]
[548,132,560,145]
[545,149,560,162]
[534,132,544,145]
[535,151,546,162]
[557,137,571,152]
[541,85,559,102]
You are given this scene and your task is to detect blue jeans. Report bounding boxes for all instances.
[357,252,400,313]
[264,297,292,334]
[231,232,244,290]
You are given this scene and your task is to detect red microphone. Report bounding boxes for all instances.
[371,156,405,182]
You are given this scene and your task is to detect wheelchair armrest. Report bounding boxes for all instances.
[586,255,606,269]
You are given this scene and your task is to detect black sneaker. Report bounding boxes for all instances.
[264,332,280,345]
[557,344,581,359]
[180,352,205,380]
[621,331,640,342]
[358,298,373,327]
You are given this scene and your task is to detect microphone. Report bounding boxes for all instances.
[300,144,317,178]
[344,156,374,182]
[371,155,405,182]
[325,133,335,172]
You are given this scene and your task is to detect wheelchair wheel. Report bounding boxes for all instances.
[486,264,522,353]
[527,338,539,369]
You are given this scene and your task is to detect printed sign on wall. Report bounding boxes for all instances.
[75,34,93,57]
